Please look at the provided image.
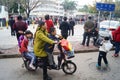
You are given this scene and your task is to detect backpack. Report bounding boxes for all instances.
[95,37,103,47]
[18,35,24,48]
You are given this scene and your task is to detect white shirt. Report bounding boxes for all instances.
[99,40,113,52]
[27,39,34,52]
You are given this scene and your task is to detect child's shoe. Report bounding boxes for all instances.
[105,64,109,67]
[96,63,101,69]
[29,64,35,70]
[57,65,61,70]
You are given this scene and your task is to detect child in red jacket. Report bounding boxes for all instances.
[20,30,36,69]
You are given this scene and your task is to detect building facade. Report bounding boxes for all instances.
[30,0,64,17]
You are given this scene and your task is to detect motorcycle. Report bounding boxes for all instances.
[21,39,77,74]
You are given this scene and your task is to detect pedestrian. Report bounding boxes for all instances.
[81,16,94,47]
[45,27,58,69]
[19,30,36,70]
[59,17,70,39]
[13,15,28,41]
[92,20,99,46]
[34,21,57,80]
[54,17,58,25]
[8,17,15,36]
[69,18,75,36]
[96,37,113,68]
[58,17,62,25]
[45,14,54,33]
[112,26,120,57]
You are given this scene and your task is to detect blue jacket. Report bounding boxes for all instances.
[45,34,58,53]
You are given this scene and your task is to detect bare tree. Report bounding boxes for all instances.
[19,0,42,18]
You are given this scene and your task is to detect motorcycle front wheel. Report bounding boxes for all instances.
[62,61,77,74]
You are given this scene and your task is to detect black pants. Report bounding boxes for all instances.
[42,57,48,77]
[92,32,98,46]
[93,35,98,46]
[62,34,68,39]
[41,57,48,79]
[36,57,49,80]
[10,26,15,36]
[69,28,74,36]
[82,32,91,46]
[57,44,65,68]
[16,33,21,41]
[98,51,108,66]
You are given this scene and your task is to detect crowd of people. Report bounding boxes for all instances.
[8,14,120,80]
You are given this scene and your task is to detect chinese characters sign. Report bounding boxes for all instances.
[96,3,115,11]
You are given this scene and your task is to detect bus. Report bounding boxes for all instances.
[0,5,8,27]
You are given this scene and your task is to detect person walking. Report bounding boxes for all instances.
[34,21,57,80]
[81,16,94,47]
[13,15,28,41]
[69,18,75,36]
[112,26,120,57]
[92,20,99,46]
[59,17,70,39]
[8,17,15,36]
[96,37,113,68]
[45,14,54,33]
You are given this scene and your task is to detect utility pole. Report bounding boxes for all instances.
[18,3,20,15]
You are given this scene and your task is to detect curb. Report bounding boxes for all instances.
[0,54,21,59]
[0,49,99,59]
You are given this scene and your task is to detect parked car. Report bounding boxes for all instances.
[99,20,120,37]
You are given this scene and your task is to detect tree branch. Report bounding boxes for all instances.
[29,0,41,11]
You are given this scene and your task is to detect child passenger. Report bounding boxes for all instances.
[45,27,58,69]
[96,37,113,68]
[19,30,36,70]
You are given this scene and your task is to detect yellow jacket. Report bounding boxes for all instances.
[34,27,54,57]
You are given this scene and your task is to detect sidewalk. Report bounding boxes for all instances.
[0,41,98,59]
[0,27,18,50]
[0,24,98,58]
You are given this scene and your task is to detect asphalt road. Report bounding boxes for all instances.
[0,51,120,80]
